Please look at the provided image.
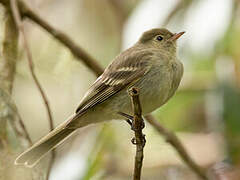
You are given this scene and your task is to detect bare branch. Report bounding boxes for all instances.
[9,0,55,179]
[0,0,104,76]
[15,108,32,145]
[0,5,31,146]
[0,87,32,147]
[162,0,192,26]
[10,0,54,139]
[129,87,146,180]
[144,114,208,180]
[0,3,39,179]
[0,8,17,93]
[19,0,104,76]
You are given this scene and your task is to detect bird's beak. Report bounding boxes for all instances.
[170,31,185,41]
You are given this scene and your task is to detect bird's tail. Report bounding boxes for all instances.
[15,116,76,167]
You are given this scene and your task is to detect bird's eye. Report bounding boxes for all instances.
[156,35,163,41]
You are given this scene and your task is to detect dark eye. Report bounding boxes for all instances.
[156,35,163,41]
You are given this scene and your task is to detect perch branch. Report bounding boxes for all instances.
[144,114,207,180]
[129,87,146,180]
[9,0,55,179]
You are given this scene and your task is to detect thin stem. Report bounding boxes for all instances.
[15,109,32,145]
[19,0,103,76]
[145,114,208,180]
[9,0,55,179]
[0,6,32,146]
[0,0,104,76]
[129,87,146,180]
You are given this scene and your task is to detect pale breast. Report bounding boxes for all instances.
[168,59,184,99]
[84,58,183,123]
[136,58,183,114]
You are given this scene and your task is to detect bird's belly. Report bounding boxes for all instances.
[83,61,182,123]
[137,67,173,114]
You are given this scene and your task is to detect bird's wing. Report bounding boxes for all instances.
[73,50,153,120]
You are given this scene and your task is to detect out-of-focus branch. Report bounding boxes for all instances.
[9,0,55,179]
[0,3,39,179]
[0,0,104,76]
[19,0,103,76]
[129,87,146,180]
[162,0,192,26]
[0,8,17,93]
[10,0,54,141]
[0,5,31,146]
[0,88,32,146]
[144,114,208,180]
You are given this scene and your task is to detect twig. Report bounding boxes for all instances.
[19,0,103,76]
[0,6,32,146]
[162,0,183,26]
[162,0,192,26]
[144,114,208,180]
[9,0,55,179]
[0,0,104,76]
[128,87,146,180]
[13,106,32,145]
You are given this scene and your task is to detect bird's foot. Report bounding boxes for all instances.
[117,111,145,130]
[117,112,135,130]
[131,134,146,146]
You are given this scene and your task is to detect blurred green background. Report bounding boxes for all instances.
[1,0,240,179]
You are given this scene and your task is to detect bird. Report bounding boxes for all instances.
[15,28,184,167]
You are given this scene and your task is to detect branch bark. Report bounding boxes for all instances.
[0,3,43,180]
[0,0,104,76]
[0,2,31,146]
[9,0,55,179]
[20,0,103,76]
[129,87,146,180]
[162,0,193,26]
[144,114,208,180]
[0,7,17,93]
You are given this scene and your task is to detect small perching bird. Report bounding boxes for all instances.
[15,28,185,167]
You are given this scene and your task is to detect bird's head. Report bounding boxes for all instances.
[138,28,185,54]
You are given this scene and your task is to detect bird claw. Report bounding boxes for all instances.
[131,137,137,145]
[118,111,146,146]
[117,112,134,127]
[118,112,133,120]
[142,134,146,146]
[132,120,145,131]
[131,134,146,146]
[126,119,133,126]
[117,111,145,131]
[140,121,145,129]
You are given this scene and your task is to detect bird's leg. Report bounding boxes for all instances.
[126,119,133,127]
[117,112,134,129]
[117,111,146,145]
[117,111,145,130]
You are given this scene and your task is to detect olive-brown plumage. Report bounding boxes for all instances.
[15,28,184,167]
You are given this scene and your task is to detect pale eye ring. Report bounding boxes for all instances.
[156,35,163,41]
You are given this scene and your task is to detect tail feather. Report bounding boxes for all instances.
[15,120,75,167]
